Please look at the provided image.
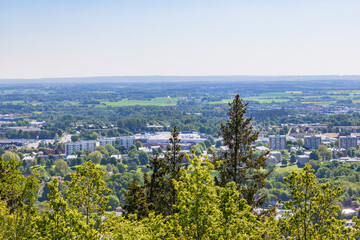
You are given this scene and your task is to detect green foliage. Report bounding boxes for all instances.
[2,151,20,162]
[54,158,70,177]
[35,178,98,239]
[67,161,111,227]
[123,178,150,219]
[88,150,102,164]
[215,94,271,207]
[0,156,40,239]
[278,164,354,239]
[138,151,149,165]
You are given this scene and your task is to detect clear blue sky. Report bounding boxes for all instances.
[1,0,359,78]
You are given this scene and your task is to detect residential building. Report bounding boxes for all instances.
[270,151,282,162]
[297,155,310,165]
[116,136,135,148]
[269,135,286,150]
[339,136,357,150]
[99,138,116,147]
[304,135,321,149]
[266,156,277,165]
[65,140,97,156]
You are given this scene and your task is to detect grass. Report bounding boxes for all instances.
[275,163,302,174]
[101,97,180,107]
[301,101,337,106]
[243,97,290,103]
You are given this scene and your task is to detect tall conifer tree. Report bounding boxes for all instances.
[215,94,271,207]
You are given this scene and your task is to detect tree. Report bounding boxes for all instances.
[138,151,149,165]
[39,182,50,202]
[122,178,150,219]
[105,144,119,155]
[215,94,271,207]
[347,147,356,157]
[2,151,20,162]
[170,156,271,239]
[215,140,222,148]
[107,195,120,210]
[204,140,212,148]
[54,159,70,177]
[0,156,40,239]
[296,149,304,155]
[128,161,138,171]
[35,178,98,239]
[135,141,143,149]
[281,159,287,166]
[67,161,111,226]
[144,154,168,215]
[310,150,319,160]
[96,146,109,158]
[164,126,185,213]
[116,162,127,173]
[296,138,304,147]
[290,154,297,164]
[278,164,353,239]
[88,151,102,164]
[318,145,329,161]
[71,135,80,142]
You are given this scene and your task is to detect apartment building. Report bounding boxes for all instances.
[116,136,136,148]
[304,135,321,149]
[269,135,286,150]
[339,136,357,150]
[99,138,116,147]
[65,140,97,156]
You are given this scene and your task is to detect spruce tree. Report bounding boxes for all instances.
[144,154,168,215]
[164,126,185,212]
[122,178,150,219]
[124,126,185,217]
[215,94,271,207]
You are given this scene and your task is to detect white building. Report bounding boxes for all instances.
[116,136,136,148]
[269,135,286,150]
[99,138,116,147]
[133,131,207,145]
[65,140,97,156]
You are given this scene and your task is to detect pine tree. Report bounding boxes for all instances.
[144,154,168,215]
[123,178,150,219]
[215,94,271,207]
[164,126,185,212]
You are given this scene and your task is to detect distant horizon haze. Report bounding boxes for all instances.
[1,75,360,84]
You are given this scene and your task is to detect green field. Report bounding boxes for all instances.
[275,163,302,174]
[101,97,179,107]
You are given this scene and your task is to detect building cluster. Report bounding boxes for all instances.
[65,131,206,156]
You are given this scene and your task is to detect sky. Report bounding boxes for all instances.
[1,0,360,79]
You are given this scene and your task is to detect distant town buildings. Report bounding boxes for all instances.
[269,135,286,150]
[297,155,310,165]
[270,151,282,162]
[65,140,97,156]
[133,131,207,145]
[339,136,357,150]
[266,156,277,165]
[304,135,321,149]
[99,138,115,147]
[116,136,136,148]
